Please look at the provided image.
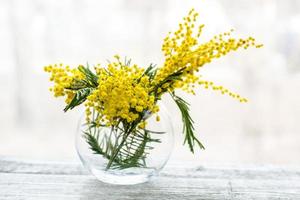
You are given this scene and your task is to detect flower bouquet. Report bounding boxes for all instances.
[44,9,261,184]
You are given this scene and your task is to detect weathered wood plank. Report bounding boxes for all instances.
[0,157,300,200]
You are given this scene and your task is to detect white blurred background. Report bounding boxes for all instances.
[0,0,299,165]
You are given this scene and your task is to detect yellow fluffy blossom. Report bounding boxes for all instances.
[44,64,84,101]
[154,8,262,101]
[85,56,158,125]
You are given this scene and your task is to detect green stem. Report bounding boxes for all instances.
[105,124,137,170]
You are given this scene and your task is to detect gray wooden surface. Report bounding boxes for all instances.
[0,157,300,200]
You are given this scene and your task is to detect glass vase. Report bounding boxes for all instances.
[75,103,174,185]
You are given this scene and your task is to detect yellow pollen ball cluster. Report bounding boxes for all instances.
[85,56,158,126]
[198,80,248,102]
[155,8,262,101]
[44,64,84,103]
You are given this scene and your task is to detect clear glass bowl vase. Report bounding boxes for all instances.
[75,103,174,185]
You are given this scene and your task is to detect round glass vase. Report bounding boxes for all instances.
[75,103,174,185]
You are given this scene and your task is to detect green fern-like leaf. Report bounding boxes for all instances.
[171,92,205,153]
[64,64,99,112]
[64,88,93,112]
[83,121,163,170]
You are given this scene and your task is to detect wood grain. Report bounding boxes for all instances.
[0,157,300,200]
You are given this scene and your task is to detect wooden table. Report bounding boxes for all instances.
[0,157,299,199]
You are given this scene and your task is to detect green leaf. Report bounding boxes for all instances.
[144,63,157,80]
[64,88,93,112]
[171,93,205,153]
[78,63,98,87]
[83,130,123,166]
[64,64,99,112]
